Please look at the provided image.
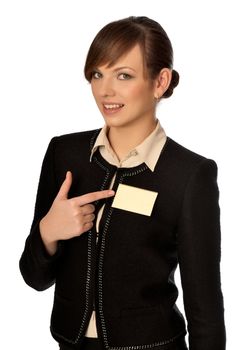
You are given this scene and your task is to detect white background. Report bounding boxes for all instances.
[0,1,231,349]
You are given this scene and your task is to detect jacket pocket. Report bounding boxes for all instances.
[113,304,185,348]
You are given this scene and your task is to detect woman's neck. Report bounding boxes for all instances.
[107,118,158,162]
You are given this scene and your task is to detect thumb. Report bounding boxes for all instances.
[56,171,72,200]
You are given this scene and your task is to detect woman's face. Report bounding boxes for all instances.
[90,44,157,130]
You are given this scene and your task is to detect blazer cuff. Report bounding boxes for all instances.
[29,220,62,265]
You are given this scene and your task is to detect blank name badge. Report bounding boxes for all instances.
[111,183,158,216]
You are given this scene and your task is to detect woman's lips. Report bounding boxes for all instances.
[102,103,124,114]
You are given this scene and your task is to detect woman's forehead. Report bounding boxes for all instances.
[97,44,144,71]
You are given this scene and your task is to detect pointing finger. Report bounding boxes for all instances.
[76,189,115,207]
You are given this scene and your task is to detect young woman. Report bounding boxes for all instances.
[19,16,226,350]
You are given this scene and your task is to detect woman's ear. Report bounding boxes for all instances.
[153,68,172,99]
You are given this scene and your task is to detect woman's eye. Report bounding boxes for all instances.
[118,73,132,80]
[92,71,102,79]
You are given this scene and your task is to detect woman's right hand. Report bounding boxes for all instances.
[39,171,115,255]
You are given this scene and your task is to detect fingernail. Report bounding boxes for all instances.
[108,190,115,195]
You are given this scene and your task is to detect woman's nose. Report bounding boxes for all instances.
[99,78,115,97]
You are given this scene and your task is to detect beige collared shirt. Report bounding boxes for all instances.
[85,119,167,337]
[90,119,166,171]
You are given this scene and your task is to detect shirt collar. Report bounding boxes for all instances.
[90,124,116,161]
[90,119,167,172]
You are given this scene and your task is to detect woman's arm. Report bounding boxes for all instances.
[177,158,226,350]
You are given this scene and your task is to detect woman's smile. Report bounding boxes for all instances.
[102,102,125,115]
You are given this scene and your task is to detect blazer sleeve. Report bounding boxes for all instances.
[177,158,226,350]
[19,137,63,291]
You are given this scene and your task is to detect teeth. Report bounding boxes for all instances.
[104,104,123,109]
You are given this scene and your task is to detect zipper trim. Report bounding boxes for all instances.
[109,330,186,349]
[73,228,93,343]
[119,165,148,178]
[98,206,114,345]
[93,156,112,199]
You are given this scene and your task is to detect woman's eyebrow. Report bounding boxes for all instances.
[95,66,136,73]
[113,66,136,72]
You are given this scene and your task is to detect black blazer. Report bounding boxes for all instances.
[19,129,226,350]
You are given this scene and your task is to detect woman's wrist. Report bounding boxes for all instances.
[39,218,58,256]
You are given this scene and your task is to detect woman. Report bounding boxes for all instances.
[19,16,226,350]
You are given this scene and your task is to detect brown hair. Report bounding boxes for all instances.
[84,16,179,98]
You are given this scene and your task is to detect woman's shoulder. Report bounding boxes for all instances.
[56,128,101,143]
[166,137,206,160]
[163,137,217,172]
[50,128,101,150]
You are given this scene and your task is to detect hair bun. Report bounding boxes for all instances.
[163,69,179,98]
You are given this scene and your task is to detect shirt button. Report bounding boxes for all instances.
[130,150,138,156]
